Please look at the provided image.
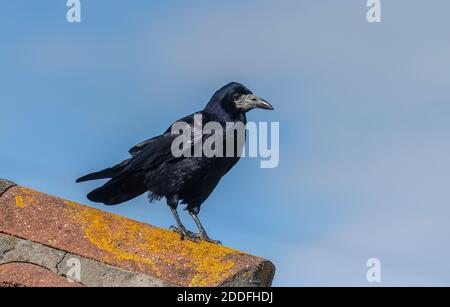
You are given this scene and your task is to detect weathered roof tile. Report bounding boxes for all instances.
[0,183,275,287]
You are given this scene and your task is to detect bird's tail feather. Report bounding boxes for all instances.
[76,168,117,183]
[87,173,147,205]
[76,160,129,183]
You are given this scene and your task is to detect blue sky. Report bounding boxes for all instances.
[1,1,450,286]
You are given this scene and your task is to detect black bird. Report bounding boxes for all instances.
[76,82,273,244]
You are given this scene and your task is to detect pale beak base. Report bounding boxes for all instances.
[237,94,274,112]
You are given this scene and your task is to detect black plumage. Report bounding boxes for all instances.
[77,82,273,243]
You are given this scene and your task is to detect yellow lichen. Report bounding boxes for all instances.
[20,187,35,195]
[15,195,25,208]
[63,200,240,286]
[14,189,39,208]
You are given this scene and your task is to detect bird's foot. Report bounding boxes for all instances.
[169,226,199,243]
[199,232,222,245]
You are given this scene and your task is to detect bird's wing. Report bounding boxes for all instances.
[118,113,203,176]
[128,136,159,156]
[129,113,203,155]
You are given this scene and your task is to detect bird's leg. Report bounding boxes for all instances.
[189,211,222,245]
[166,196,198,242]
[169,208,198,242]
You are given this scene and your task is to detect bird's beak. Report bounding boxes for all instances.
[244,94,274,111]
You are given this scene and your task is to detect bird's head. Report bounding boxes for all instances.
[205,82,274,116]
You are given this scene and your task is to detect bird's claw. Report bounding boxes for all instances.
[206,239,222,245]
[169,226,222,245]
[199,232,222,245]
[169,226,200,243]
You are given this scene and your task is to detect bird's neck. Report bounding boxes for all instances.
[203,108,246,125]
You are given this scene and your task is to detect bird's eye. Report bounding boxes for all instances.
[233,94,242,102]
